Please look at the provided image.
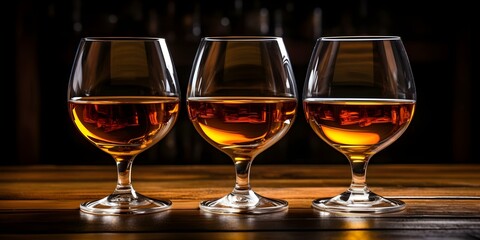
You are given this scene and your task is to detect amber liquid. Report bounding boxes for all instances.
[303,98,415,157]
[187,97,297,159]
[69,96,180,158]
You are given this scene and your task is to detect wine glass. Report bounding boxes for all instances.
[303,36,416,213]
[186,36,298,214]
[67,37,181,215]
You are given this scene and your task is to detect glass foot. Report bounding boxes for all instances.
[312,190,405,214]
[199,190,288,214]
[80,192,172,215]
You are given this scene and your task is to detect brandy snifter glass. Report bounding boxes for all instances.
[303,36,416,213]
[187,36,298,214]
[67,37,181,215]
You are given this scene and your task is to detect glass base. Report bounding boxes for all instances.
[80,192,172,215]
[199,190,288,214]
[312,190,405,214]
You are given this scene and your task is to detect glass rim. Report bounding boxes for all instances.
[82,37,166,42]
[202,36,283,41]
[320,36,401,41]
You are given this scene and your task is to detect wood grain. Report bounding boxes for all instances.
[0,164,479,239]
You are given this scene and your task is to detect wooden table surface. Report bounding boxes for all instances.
[1,164,479,239]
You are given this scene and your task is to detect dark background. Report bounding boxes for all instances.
[8,0,476,165]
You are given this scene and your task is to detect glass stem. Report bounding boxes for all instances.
[111,156,138,200]
[347,154,371,194]
[233,158,253,193]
